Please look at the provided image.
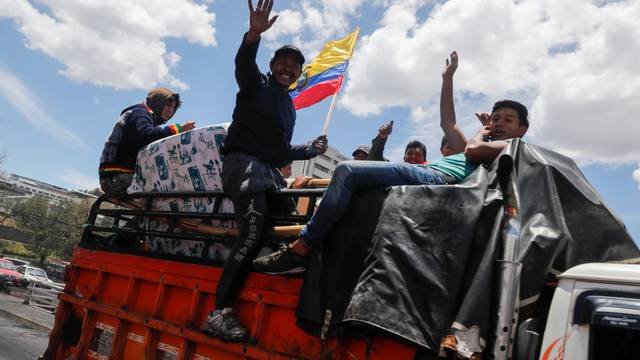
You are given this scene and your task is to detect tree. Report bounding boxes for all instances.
[10,195,93,264]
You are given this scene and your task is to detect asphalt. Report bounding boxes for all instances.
[0,290,55,332]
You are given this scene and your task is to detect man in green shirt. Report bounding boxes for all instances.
[253,51,530,274]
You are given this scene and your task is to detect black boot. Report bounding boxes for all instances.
[253,243,306,275]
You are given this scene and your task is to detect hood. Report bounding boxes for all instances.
[145,87,181,123]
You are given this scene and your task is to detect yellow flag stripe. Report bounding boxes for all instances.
[292,29,359,87]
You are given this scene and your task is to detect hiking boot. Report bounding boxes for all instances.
[253,243,306,275]
[201,308,249,342]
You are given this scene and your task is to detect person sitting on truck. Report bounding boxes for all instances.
[403,140,428,164]
[352,144,371,160]
[367,120,428,164]
[253,51,530,274]
[98,88,196,194]
[200,0,328,343]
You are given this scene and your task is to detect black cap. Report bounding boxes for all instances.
[273,45,305,65]
[352,144,371,157]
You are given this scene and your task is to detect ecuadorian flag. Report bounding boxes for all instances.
[290,29,359,110]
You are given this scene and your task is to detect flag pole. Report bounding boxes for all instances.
[320,92,339,136]
[319,27,360,137]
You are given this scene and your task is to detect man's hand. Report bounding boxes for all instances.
[474,112,491,127]
[246,0,278,42]
[378,120,394,139]
[476,125,492,140]
[291,175,312,189]
[442,51,458,79]
[181,121,196,132]
[311,135,328,155]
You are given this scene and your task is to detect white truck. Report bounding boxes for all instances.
[532,262,640,360]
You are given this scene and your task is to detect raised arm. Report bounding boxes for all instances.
[368,120,393,161]
[440,51,467,154]
[235,0,279,90]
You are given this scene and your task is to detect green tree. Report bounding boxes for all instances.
[10,195,93,264]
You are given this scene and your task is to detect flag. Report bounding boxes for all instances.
[290,28,359,110]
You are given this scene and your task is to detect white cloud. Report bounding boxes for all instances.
[0,0,216,90]
[59,169,99,190]
[264,0,367,56]
[0,67,88,150]
[263,9,305,41]
[336,0,640,165]
[634,164,640,189]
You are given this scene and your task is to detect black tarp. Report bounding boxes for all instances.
[295,140,639,356]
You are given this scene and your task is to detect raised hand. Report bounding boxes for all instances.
[442,51,458,78]
[378,120,394,139]
[247,0,278,41]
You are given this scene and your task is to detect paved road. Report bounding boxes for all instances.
[0,313,48,360]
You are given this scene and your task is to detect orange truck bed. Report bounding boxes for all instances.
[42,247,419,359]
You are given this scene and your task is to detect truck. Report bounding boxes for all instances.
[41,141,639,360]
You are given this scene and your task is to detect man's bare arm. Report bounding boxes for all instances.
[440,51,467,154]
[464,126,509,164]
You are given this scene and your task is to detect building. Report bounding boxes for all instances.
[291,145,348,179]
[0,174,97,204]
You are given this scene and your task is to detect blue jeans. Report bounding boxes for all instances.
[299,160,449,249]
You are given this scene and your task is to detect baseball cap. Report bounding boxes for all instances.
[273,45,305,65]
[352,144,371,157]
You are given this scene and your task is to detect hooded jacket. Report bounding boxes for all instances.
[99,89,183,177]
[221,34,316,168]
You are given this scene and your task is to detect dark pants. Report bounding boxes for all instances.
[215,193,268,308]
[215,151,294,309]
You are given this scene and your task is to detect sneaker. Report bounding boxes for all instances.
[201,308,249,342]
[253,243,306,275]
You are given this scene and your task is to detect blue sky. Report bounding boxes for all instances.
[0,0,638,243]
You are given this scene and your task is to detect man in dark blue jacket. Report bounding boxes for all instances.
[99,87,195,194]
[201,0,327,342]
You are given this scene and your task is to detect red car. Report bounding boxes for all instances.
[0,258,28,287]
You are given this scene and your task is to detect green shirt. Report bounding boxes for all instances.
[423,153,478,183]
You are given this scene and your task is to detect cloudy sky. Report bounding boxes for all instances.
[0,0,638,243]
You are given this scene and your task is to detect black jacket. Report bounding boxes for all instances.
[99,104,180,177]
[222,34,314,168]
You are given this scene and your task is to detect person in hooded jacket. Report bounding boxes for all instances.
[200,0,327,343]
[98,88,195,194]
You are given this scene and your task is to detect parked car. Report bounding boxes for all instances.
[16,265,51,284]
[2,257,31,267]
[0,258,28,287]
[43,263,66,283]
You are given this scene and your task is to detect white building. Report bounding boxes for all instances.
[291,145,348,179]
[0,174,96,204]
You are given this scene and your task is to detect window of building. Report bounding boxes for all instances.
[315,164,330,173]
[320,154,332,162]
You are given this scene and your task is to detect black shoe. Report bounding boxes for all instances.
[253,243,306,275]
[201,309,249,342]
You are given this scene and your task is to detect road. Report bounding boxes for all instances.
[0,313,48,360]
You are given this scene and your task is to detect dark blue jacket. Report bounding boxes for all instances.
[222,34,314,168]
[99,104,180,177]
